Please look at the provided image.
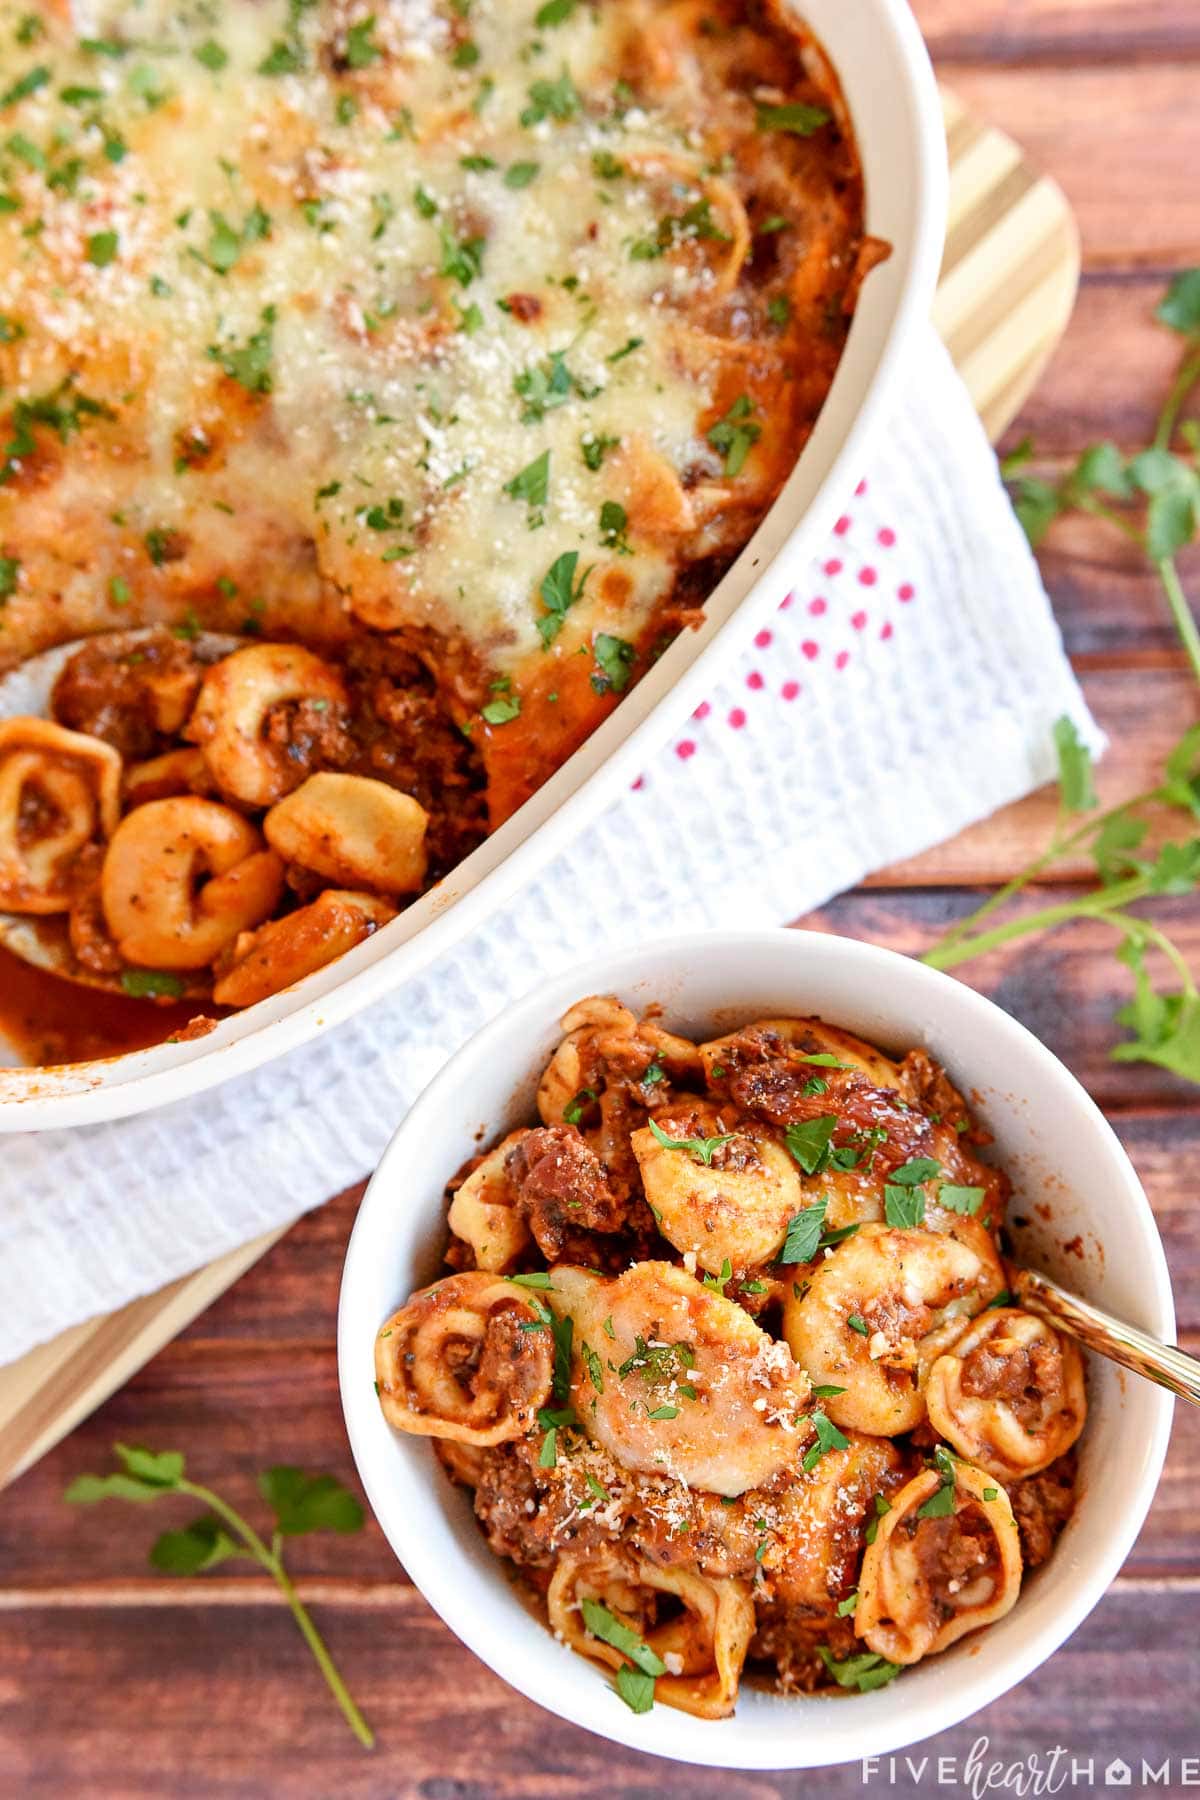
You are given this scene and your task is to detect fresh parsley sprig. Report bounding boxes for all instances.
[923,272,1200,1085]
[65,1444,374,1748]
[648,1117,735,1165]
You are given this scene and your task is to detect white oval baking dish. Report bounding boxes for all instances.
[0,0,947,1127]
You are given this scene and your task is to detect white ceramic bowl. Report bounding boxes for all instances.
[0,0,946,1127]
[339,929,1175,1770]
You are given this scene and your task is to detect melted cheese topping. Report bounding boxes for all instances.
[0,0,869,822]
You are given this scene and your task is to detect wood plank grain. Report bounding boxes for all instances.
[0,1583,1193,1798]
[928,67,1200,269]
[800,886,1200,1114]
[915,0,1200,64]
[1001,273,1190,455]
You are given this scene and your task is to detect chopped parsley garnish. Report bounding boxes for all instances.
[514,349,597,423]
[562,1085,596,1124]
[916,1445,958,1519]
[85,230,119,267]
[451,41,480,68]
[536,548,592,645]
[591,633,635,695]
[508,1271,554,1290]
[0,556,20,599]
[550,1310,573,1403]
[937,1184,986,1215]
[194,39,228,71]
[647,1404,678,1421]
[784,1114,838,1174]
[504,159,539,188]
[648,1117,734,1166]
[581,431,620,471]
[413,184,438,218]
[810,1383,846,1399]
[802,1408,849,1472]
[344,15,380,68]
[439,225,485,287]
[864,1493,891,1545]
[884,1184,925,1229]
[535,0,576,24]
[581,1597,665,1678]
[846,1312,869,1337]
[592,149,625,179]
[702,1257,733,1295]
[481,693,521,725]
[1,379,115,485]
[120,968,185,1000]
[207,307,276,394]
[817,1648,901,1693]
[780,1198,827,1264]
[836,1591,858,1617]
[581,1343,605,1393]
[606,336,643,364]
[598,499,630,552]
[617,1335,694,1386]
[767,293,791,329]
[755,101,831,136]
[503,447,550,510]
[983,1486,1000,1502]
[0,64,49,109]
[520,68,579,126]
[889,1157,941,1185]
[707,393,761,477]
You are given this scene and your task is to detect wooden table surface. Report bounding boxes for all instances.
[3,4,1199,1794]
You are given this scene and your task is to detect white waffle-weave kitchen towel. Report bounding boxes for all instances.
[0,329,1100,1364]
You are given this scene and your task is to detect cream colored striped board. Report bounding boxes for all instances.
[0,91,1080,1491]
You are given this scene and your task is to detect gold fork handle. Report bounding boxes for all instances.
[1013,1266,1200,1408]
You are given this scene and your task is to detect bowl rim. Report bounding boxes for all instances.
[338,927,1175,1770]
[0,0,949,1129]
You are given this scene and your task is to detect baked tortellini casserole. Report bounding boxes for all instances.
[0,0,885,1041]
[375,1001,1088,1718]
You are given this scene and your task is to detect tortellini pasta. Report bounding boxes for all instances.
[185,644,348,808]
[445,1131,534,1274]
[263,772,429,895]
[782,1224,1005,1435]
[547,1549,755,1720]
[548,1261,812,1497]
[630,1113,801,1274]
[100,796,284,969]
[925,1309,1086,1483]
[211,888,395,1008]
[375,1272,553,1447]
[0,718,121,913]
[856,1459,1023,1664]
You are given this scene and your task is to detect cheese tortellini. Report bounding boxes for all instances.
[856,1460,1023,1664]
[782,1224,1005,1435]
[925,1309,1086,1482]
[548,1261,811,1498]
[375,998,1087,1718]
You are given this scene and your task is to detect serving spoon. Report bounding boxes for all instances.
[1013,1264,1200,1407]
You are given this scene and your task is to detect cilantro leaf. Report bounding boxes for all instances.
[783,1114,838,1174]
[150,1514,240,1574]
[1155,268,1200,337]
[884,1184,925,1228]
[591,632,635,695]
[537,549,593,645]
[581,1598,666,1677]
[755,101,830,135]
[802,1408,849,1472]
[1053,715,1098,814]
[780,1198,827,1264]
[259,1467,364,1535]
[818,1647,902,1692]
[648,1117,734,1166]
[935,1184,985,1215]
